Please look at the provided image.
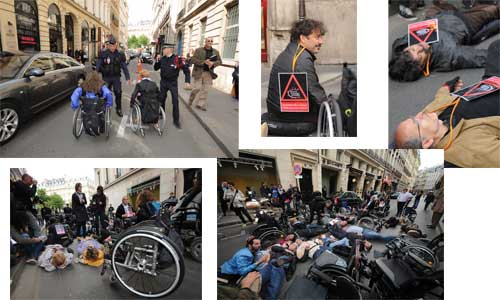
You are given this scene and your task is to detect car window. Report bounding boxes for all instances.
[0,54,31,79]
[52,56,71,70]
[25,56,55,74]
[62,56,81,67]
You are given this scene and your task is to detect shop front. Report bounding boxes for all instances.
[217,157,276,196]
[48,3,62,53]
[15,0,40,51]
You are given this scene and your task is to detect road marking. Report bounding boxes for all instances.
[116,115,128,137]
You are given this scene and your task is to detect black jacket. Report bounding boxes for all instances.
[153,54,190,83]
[71,192,88,223]
[116,203,135,219]
[130,79,160,107]
[267,42,327,122]
[12,181,36,211]
[392,13,487,73]
[91,193,107,214]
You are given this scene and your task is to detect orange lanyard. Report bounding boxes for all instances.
[422,53,431,77]
[430,97,460,151]
[292,44,306,72]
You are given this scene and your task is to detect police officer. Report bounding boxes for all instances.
[96,35,131,117]
[154,43,191,129]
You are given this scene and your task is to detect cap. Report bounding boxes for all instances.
[162,43,175,49]
[107,36,116,44]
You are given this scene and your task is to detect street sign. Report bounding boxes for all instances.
[293,163,302,175]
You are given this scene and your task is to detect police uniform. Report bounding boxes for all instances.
[154,43,191,128]
[96,36,130,117]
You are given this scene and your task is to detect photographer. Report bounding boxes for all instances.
[12,174,42,237]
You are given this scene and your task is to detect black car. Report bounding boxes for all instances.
[334,191,363,209]
[0,51,85,144]
[140,52,154,64]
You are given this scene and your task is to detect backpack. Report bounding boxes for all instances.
[385,216,399,228]
[47,223,73,247]
[138,82,160,124]
[337,63,357,136]
[81,90,103,136]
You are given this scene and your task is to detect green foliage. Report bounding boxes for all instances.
[128,34,151,49]
[37,188,50,203]
[46,193,65,209]
[128,35,138,48]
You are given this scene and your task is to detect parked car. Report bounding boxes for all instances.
[140,52,154,64]
[0,51,85,144]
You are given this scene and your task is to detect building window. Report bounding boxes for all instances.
[199,19,206,47]
[223,4,239,59]
[116,168,122,178]
[105,169,109,185]
[336,150,343,162]
[15,0,41,51]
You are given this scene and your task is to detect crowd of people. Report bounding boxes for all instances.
[10,173,171,272]
[217,177,445,300]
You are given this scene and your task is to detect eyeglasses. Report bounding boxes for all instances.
[207,40,213,43]
[411,117,423,148]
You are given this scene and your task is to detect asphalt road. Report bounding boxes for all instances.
[217,197,443,299]
[388,2,500,146]
[0,59,224,157]
[11,239,201,300]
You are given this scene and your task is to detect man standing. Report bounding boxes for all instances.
[154,43,191,129]
[266,19,328,124]
[396,188,414,217]
[91,186,107,234]
[96,35,131,117]
[189,37,222,111]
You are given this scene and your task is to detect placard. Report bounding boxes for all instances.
[408,19,439,46]
[451,76,500,101]
[278,72,309,112]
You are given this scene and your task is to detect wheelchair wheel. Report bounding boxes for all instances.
[130,104,145,137]
[189,236,202,263]
[105,107,111,139]
[111,232,185,298]
[258,229,286,246]
[72,107,83,139]
[157,106,166,136]
[357,217,375,230]
[317,101,344,137]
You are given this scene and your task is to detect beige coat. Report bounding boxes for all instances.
[423,86,500,168]
[190,46,222,79]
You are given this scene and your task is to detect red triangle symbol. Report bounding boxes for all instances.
[281,74,307,102]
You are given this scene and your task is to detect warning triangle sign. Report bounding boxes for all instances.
[281,74,307,102]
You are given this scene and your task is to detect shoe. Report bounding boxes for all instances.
[116,109,123,117]
[174,122,182,129]
[26,258,37,264]
[399,5,418,20]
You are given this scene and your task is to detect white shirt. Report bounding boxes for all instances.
[397,192,413,203]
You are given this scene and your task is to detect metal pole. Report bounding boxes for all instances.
[299,0,305,21]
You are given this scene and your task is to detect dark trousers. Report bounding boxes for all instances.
[399,0,418,9]
[104,76,122,110]
[75,222,87,237]
[424,201,434,210]
[396,201,406,216]
[160,79,180,124]
[234,207,253,223]
[309,209,322,224]
[220,199,228,216]
[463,4,500,35]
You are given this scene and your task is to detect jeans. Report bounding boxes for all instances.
[396,201,406,216]
[259,260,285,300]
[25,211,41,237]
[362,228,395,243]
[20,233,44,259]
[325,237,351,251]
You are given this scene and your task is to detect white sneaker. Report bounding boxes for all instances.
[26,258,37,264]
[399,5,418,21]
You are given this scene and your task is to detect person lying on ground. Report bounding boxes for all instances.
[38,244,73,271]
[389,4,499,81]
[328,219,397,243]
[394,40,500,167]
[296,235,372,261]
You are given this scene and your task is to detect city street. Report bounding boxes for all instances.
[0,59,226,157]
[11,238,201,300]
[218,196,443,299]
[388,2,500,146]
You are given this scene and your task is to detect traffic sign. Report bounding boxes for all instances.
[293,163,302,175]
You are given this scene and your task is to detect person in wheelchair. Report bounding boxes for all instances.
[130,69,162,126]
[393,40,500,167]
[70,71,113,136]
[115,195,135,221]
[135,190,159,223]
[262,19,329,136]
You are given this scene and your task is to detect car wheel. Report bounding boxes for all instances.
[0,102,20,145]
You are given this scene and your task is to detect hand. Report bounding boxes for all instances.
[443,76,461,93]
[127,79,131,86]
[156,55,160,62]
[33,238,41,243]
[32,180,38,185]
[240,272,260,289]
[206,61,214,68]
[184,83,192,90]
[256,252,271,264]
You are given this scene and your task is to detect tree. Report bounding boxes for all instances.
[128,35,138,49]
[37,188,50,204]
[47,194,65,210]
[137,35,150,48]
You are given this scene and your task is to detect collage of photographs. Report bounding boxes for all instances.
[0,0,498,300]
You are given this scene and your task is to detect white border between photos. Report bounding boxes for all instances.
[240,0,388,149]
[0,158,216,300]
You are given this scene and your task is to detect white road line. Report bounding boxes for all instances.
[116,115,128,137]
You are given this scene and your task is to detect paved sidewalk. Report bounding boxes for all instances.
[177,81,239,157]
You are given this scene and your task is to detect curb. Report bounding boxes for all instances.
[178,92,235,158]
[10,259,26,294]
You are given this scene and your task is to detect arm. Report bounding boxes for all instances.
[70,87,83,111]
[301,56,327,105]
[153,58,161,71]
[235,254,258,276]
[120,55,131,80]
[101,85,113,108]
[190,49,205,67]
[96,55,103,73]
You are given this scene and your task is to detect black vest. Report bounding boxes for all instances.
[100,49,124,77]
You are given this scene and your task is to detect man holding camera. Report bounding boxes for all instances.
[188,37,222,111]
[12,174,42,237]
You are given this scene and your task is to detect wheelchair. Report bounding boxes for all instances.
[129,100,166,137]
[72,98,111,139]
[317,100,344,137]
[101,209,185,298]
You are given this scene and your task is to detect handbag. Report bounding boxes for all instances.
[231,84,236,98]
